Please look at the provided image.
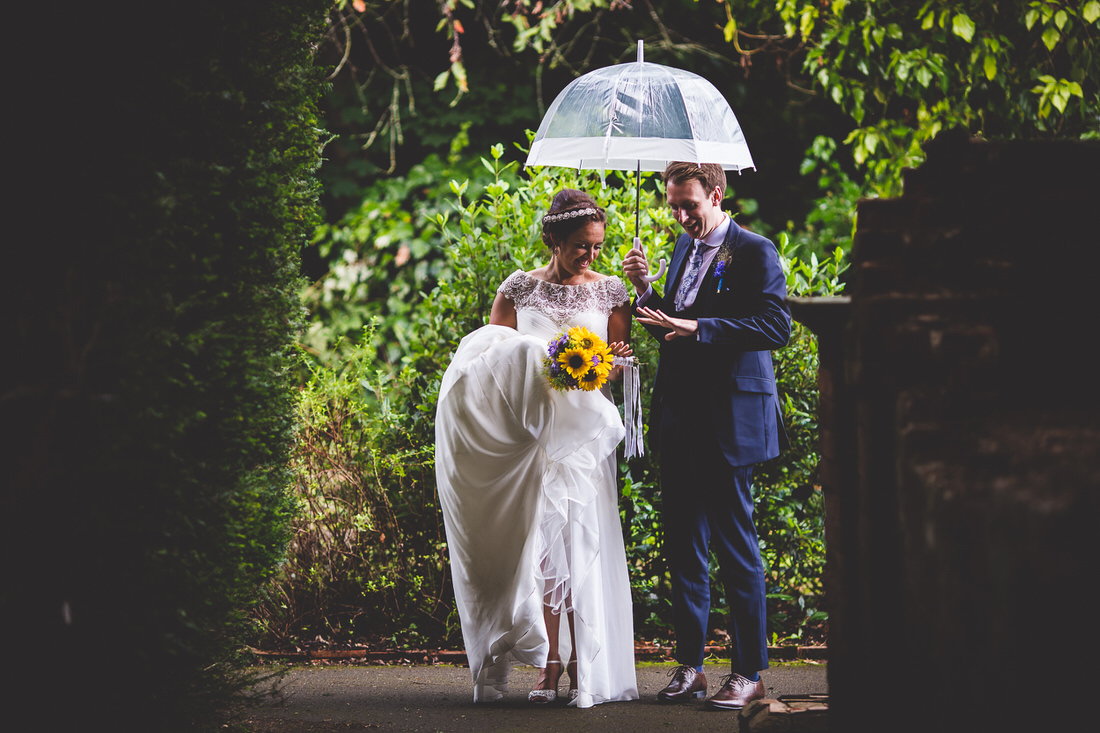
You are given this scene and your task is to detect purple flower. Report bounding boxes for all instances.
[714,260,727,292]
[548,334,568,358]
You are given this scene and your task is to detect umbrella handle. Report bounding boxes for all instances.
[642,258,667,284]
[632,236,667,283]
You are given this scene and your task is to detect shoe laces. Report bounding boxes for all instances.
[717,672,752,690]
[668,664,696,681]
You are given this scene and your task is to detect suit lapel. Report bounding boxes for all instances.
[666,233,694,295]
[697,220,743,309]
[723,219,743,258]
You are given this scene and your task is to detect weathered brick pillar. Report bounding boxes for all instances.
[792,129,1100,732]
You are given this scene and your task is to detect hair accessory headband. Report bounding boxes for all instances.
[542,207,599,224]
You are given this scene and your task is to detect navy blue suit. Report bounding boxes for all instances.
[637,219,791,673]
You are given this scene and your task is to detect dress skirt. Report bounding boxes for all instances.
[435,324,638,707]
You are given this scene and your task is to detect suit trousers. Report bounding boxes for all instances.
[659,431,769,674]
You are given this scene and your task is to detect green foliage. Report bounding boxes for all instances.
[782,135,861,263]
[265,136,844,650]
[6,2,330,729]
[303,128,525,365]
[756,241,846,644]
[320,0,630,173]
[320,1,1098,305]
[317,0,843,242]
[774,0,1100,194]
[255,330,451,648]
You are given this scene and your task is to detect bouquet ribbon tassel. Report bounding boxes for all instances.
[613,355,643,458]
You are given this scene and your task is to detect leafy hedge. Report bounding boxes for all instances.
[5,2,329,729]
[258,141,846,652]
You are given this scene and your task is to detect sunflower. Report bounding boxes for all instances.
[558,346,594,380]
[577,367,605,391]
[590,344,614,378]
[568,326,600,351]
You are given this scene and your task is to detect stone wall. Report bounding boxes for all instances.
[793,129,1100,732]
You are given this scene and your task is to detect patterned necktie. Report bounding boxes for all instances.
[674,240,707,311]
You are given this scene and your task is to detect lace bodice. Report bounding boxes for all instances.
[498,269,630,342]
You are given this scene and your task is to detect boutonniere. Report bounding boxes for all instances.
[713,244,732,293]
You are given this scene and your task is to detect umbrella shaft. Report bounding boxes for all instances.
[635,160,641,239]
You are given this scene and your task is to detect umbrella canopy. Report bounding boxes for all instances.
[526,41,755,173]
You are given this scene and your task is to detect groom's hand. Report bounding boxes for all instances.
[635,307,698,341]
[622,242,651,297]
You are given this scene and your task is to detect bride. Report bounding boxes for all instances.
[435,189,639,708]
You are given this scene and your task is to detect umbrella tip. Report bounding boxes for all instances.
[637,40,643,64]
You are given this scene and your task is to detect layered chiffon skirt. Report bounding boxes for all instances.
[435,324,638,707]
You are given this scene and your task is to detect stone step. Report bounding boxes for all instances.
[739,694,829,732]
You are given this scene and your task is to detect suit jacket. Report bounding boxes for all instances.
[638,219,791,467]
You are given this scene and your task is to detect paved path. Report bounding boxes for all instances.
[243,660,827,732]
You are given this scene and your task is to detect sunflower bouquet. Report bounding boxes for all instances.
[544,326,615,392]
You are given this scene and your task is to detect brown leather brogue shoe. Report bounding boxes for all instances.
[656,665,707,704]
[705,673,765,710]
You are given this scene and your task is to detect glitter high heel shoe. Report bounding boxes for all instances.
[567,658,579,704]
[527,660,563,704]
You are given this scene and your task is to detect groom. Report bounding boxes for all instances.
[623,161,791,710]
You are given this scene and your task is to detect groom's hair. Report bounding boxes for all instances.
[663,161,727,198]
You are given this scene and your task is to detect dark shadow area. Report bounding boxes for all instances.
[792,129,1100,733]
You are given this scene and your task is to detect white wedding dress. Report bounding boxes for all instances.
[435,270,639,708]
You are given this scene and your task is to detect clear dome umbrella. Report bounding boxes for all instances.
[526,41,756,283]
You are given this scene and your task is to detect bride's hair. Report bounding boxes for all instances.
[541,189,606,250]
